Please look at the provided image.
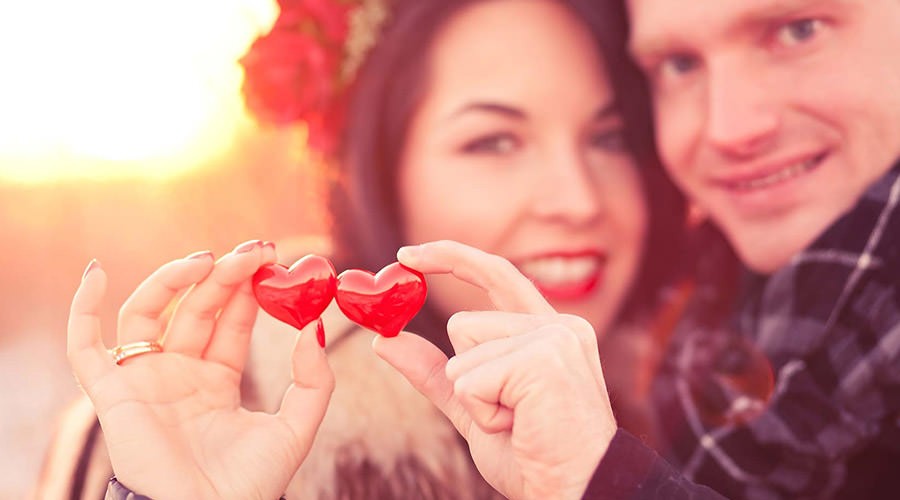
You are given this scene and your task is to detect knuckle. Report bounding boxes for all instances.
[562,314,599,346]
[453,374,473,398]
[533,324,582,360]
[494,255,518,276]
[422,360,447,395]
[434,239,456,249]
[428,239,454,259]
[553,326,583,352]
[561,313,592,333]
[485,255,517,287]
[322,373,337,395]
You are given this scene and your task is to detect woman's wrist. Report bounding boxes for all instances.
[106,477,288,500]
[107,477,153,500]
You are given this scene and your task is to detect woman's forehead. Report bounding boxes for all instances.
[420,0,614,119]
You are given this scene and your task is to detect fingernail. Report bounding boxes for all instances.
[316,318,326,348]
[234,239,262,254]
[397,245,421,264]
[185,250,214,260]
[82,259,100,281]
[262,240,276,250]
[444,357,461,381]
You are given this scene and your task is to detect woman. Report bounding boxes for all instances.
[38,0,699,498]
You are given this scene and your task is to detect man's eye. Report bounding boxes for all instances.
[461,134,518,154]
[776,18,822,47]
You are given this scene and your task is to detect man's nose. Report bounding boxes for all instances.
[705,59,780,158]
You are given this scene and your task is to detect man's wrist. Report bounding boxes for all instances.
[581,429,654,499]
[569,423,617,499]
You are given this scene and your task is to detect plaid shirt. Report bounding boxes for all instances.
[589,161,900,500]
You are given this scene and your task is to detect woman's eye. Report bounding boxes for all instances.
[658,53,699,79]
[589,129,627,152]
[776,18,822,47]
[461,134,519,155]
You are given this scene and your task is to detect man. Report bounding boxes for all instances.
[377,0,900,498]
[617,0,900,497]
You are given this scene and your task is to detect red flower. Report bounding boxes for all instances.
[304,94,346,155]
[241,30,341,126]
[241,0,359,156]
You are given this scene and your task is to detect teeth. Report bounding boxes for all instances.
[518,256,601,285]
[733,156,820,191]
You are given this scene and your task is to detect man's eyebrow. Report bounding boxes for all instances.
[628,36,671,65]
[629,0,850,62]
[734,0,852,30]
[446,102,526,121]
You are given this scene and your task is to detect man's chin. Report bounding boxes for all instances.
[725,226,818,275]
[734,244,796,275]
[715,210,839,274]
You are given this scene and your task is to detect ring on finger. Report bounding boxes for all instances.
[108,341,163,365]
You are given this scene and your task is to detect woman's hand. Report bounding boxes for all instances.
[67,240,335,500]
[374,240,617,500]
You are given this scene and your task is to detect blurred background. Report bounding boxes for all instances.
[0,1,329,496]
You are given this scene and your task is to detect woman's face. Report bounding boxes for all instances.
[399,0,648,335]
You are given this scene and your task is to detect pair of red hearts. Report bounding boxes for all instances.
[251,255,427,342]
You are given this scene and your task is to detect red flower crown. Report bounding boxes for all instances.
[240,0,390,156]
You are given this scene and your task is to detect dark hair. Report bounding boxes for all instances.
[330,0,688,355]
[566,0,689,318]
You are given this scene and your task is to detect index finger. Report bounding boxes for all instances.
[445,311,603,385]
[397,240,555,315]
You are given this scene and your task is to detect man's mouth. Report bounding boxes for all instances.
[724,152,827,192]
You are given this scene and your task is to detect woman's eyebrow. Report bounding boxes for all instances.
[446,102,526,122]
[593,100,619,121]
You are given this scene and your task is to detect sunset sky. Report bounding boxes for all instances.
[0,0,278,183]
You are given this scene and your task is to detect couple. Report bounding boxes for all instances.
[42,0,900,498]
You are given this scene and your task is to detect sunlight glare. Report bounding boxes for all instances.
[0,0,278,183]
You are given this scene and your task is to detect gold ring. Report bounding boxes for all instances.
[108,341,163,365]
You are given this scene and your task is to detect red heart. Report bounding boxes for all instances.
[252,255,337,332]
[335,262,427,338]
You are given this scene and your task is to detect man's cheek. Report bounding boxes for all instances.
[656,126,691,178]
[655,100,698,164]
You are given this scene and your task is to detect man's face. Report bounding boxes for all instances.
[628,0,900,272]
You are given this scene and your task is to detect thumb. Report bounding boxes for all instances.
[68,260,116,393]
[277,319,335,452]
[373,332,473,438]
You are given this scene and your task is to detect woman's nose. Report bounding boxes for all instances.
[530,147,602,224]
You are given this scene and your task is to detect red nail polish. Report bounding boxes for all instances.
[234,240,261,254]
[316,318,326,348]
[82,259,99,281]
[185,250,213,260]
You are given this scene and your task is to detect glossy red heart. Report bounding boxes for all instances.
[252,255,337,332]
[335,262,427,338]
